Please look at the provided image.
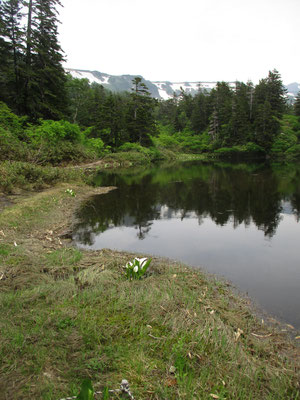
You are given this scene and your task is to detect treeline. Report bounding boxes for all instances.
[1,0,300,163]
[66,76,157,148]
[155,72,300,157]
[64,72,300,159]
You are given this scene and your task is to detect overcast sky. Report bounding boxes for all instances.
[58,0,300,84]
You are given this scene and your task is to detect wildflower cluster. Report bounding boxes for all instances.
[65,188,76,197]
[125,257,151,280]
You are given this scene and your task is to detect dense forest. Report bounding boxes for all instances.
[1,0,300,166]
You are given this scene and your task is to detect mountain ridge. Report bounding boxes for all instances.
[65,68,299,102]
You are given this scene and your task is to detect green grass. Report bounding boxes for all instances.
[45,248,83,266]
[0,185,298,399]
[1,261,298,399]
[0,161,88,193]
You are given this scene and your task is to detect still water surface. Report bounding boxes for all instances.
[73,162,300,328]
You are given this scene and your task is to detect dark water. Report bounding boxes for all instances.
[73,161,300,328]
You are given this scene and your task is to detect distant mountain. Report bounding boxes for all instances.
[285,82,300,103]
[65,68,300,102]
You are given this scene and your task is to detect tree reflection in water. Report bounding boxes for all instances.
[73,161,300,247]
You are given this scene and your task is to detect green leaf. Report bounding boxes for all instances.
[102,387,109,400]
[143,258,152,273]
[76,379,94,400]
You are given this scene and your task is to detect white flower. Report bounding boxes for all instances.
[139,258,148,268]
[133,266,138,273]
[135,257,148,268]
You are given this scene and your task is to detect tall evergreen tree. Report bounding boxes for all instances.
[209,82,233,126]
[27,0,67,119]
[173,89,193,131]
[294,92,300,117]
[190,88,209,134]
[0,0,11,103]
[101,93,126,147]
[253,70,285,150]
[0,0,24,111]
[155,96,177,127]
[0,0,67,119]
[208,82,233,144]
[227,82,253,145]
[23,0,34,114]
[254,100,279,149]
[265,69,286,117]
[126,77,157,146]
[208,107,219,142]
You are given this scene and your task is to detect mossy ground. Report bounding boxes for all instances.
[0,184,299,399]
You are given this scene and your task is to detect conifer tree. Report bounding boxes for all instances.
[265,69,286,117]
[208,82,233,145]
[101,93,126,147]
[0,0,24,111]
[190,88,208,134]
[26,0,67,119]
[0,0,67,119]
[126,77,157,146]
[208,108,219,142]
[173,90,193,132]
[294,92,300,117]
[0,0,10,102]
[155,97,177,127]
[254,100,279,150]
[227,82,253,145]
[253,70,285,150]
[209,82,233,127]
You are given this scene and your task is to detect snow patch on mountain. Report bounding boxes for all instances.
[66,69,110,85]
[65,68,299,102]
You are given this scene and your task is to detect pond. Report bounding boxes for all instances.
[73,161,300,329]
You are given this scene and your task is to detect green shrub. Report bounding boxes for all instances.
[281,114,300,133]
[285,144,300,160]
[244,142,265,153]
[214,143,265,157]
[118,142,148,154]
[174,133,206,153]
[0,161,85,192]
[102,151,151,166]
[271,116,299,155]
[0,127,28,161]
[26,119,84,146]
[155,133,180,149]
[271,132,297,154]
[23,120,99,164]
[214,147,237,155]
[157,123,175,136]
[34,142,98,165]
[147,146,168,161]
[0,102,25,137]
[118,142,173,162]
[85,137,105,156]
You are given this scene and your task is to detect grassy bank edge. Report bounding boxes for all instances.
[0,152,209,195]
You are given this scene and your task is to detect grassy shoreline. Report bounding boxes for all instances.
[0,152,208,195]
[0,182,299,399]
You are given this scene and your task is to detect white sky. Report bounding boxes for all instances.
[57,0,300,84]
